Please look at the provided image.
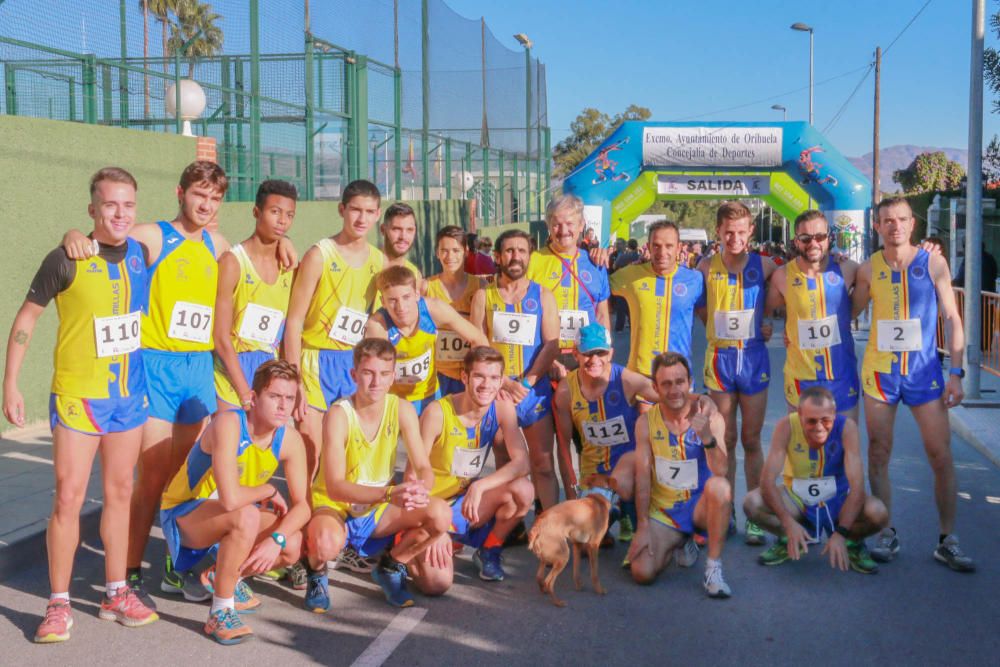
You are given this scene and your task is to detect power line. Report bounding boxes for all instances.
[822,63,874,134]
[884,0,935,57]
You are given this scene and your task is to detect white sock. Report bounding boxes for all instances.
[49,592,70,603]
[706,558,722,570]
[106,580,127,597]
[211,595,235,613]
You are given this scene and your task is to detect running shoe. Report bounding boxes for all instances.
[161,566,211,602]
[34,599,73,644]
[847,540,879,575]
[371,561,414,608]
[870,528,900,563]
[744,520,766,546]
[703,563,732,599]
[473,546,505,581]
[257,567,286,582]
[204,607,253,645]
[99,587,159,627]
[126,569,157,612]
[673,537,700,568]
[617,515,634,543]
[200,566,262,613]
[332,546,378,574]
[304,571,330,613]
[933,535,976,573]
[286,561,309,590]
[621,556,631,570]
[758,538,790,566]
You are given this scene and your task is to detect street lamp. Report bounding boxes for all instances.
[770,104,787,121]
[791,22,814,125]
[514,33,533,220]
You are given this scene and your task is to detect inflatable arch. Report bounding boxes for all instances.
[563,121,872,257]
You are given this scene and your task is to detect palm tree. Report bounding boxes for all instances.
[140,0,150,116]
[167,0,224,77]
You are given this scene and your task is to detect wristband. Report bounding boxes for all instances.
[949,367,966,378]
[384,485,395,503]
[520,377,532,389]
[703,437,717,450]
[835,525,850,538]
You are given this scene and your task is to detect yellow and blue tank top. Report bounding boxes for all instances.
[784,259,857,381]
[311,395,400,516]
[378,297,439,402]
[426,275,480,379]
[647,406,710,511]
[301,238,383,351]
[704,252,766,350]
[484,280,545,378]
[610,263,705,376]
[143,221,218,352]
[52,239,148,398]
[863,249,938,375]
[782,413,848,500]
[161,409,285,511]
[429,395,499,499]
[568,364,638,478]
[527,246,611,348]
[225,243,293,354]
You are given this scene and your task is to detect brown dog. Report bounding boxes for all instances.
[527,476,614,607]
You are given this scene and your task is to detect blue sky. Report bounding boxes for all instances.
[444,0,996,158]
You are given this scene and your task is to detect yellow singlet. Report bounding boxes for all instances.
[426,275,480,379]
[311,395,400,517]
[380,298,439,403]
[429,396,499,499]
[483,280,546,378]
[646,406,708,511]
[224,243,293,354]
[301,238,383,351]
[143,221,218,352]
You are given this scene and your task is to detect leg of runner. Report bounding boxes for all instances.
[693,476,733,598]
[864,396,900,562]
[910,399,957,534]
[407,533,455,596]
[630,519,684,585]
[48,426,101,596]
[737,391,767,493]
[303,511,346,613]
[297,407,324,482]
[525,416,559,510]
[97,426,143,587]
[610,452,636,501]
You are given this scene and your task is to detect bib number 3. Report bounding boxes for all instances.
[168,302,213,344]
[714,310,754,340]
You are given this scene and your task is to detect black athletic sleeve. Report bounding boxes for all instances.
[26,247,75,307]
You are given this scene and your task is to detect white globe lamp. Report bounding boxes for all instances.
[453,170,475,193]
[165,79,207,137]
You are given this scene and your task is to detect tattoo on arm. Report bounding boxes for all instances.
[13,330,28,345]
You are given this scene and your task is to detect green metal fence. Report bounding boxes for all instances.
[0,0,551,225]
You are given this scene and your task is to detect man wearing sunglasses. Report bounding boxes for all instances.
[765,210,861,422]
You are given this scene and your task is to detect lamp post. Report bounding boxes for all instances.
[770,104,787,121]
[515,32,532,221]
[791,22,814,125]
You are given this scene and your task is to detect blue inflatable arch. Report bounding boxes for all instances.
[563,121,871,256]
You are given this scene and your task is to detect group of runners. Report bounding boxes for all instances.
[1,161,975,647]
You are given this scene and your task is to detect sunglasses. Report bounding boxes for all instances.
[795,232,829,245]
[581,350,611,358]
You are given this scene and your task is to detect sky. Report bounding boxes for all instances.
[444,0,997,159]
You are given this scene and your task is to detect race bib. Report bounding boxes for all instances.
[581,415,629,447]
[876,319,922,352]
[436,330,470,363]
[791,476,837,506]
[558,309,589,343]
[654,457,699,491]
[349,479,390,514]
[238,302,283,345]
[491,311,537,346]
[168,301,213,344]
[451,446,488,479]
[714,309,755,340]
[395,349,432,384]
[328,306,368,345]
[94,311,141,358]
[797,315,841,350]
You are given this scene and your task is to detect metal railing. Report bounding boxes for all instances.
[938,287,1000,377]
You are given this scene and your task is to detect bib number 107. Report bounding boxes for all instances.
[168,301,213,344]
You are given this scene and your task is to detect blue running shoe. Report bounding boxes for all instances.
[304,571,330,613]
[473,546,505,581]
[371,562,414,608]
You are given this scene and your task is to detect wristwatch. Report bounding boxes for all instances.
[949,367,966,379]
[270,532,286,549]
[703,437,717,450]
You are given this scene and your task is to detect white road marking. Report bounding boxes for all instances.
[2,451,53,465]
[350,607,427,667]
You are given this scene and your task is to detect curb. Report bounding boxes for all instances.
[0,502,103,582]
[949,409,1000,470]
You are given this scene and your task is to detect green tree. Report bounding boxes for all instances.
[985,8,1000,112]
[984,135,1000,185]
[553,104,651,177]
[893,151,965,193]
[167,0,224,77]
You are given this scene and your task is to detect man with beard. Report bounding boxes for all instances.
[381,202,424,291]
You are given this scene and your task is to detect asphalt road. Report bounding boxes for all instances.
[0,325,998,666]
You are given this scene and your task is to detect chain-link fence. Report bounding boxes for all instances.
[0,0,550,223]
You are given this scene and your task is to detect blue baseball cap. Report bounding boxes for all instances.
[578,322,612,353]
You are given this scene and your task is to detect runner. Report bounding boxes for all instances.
[365,265,487,415]
[213,180,297,413]
[765,210,860,420]
[283,179,383,481]
[411,346,534,591]
[610,220,705,383]
[743,387,886,574]
[381,202,424,289]
[852,197,974,572]
[470,230,561,509]
[628,352,733,598]
[697,201,776,545]
[3,167,157,642]
[426,226,483,397]
[304,338,450,611]
[160,360,310,644]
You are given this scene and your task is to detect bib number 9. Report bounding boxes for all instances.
[94,311,141,357]
[168,301,213,344]
[491,311,537,346]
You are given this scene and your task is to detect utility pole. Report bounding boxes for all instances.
[871,46,881,255]
[965,0,985,398]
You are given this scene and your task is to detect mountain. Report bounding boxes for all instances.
[847,145,968,193]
